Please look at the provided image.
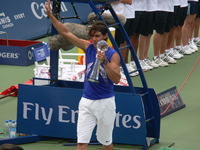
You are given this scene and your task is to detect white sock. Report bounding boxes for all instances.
[159,54,165,57]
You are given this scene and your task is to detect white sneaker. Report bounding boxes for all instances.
[193,37,200,47]
[172,48,184,59]
[126,63,134,72]
[182,45,193,55]
[130,61,137,70]
[144,58,159,68]
[165,48,175,58]
[189,39,198,52]
[139,60,153,71]
[129,71,139,77]
[161,54,177,64]
[176,46,186,54]
[152,56,169,67]
[125,63,138,77]
[189,47,196,53]
[166,47,183,59]
[129,61,139,76]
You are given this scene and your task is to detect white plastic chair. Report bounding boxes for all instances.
[32,45,85,80]
[58,50,86,81]
[59,50,85,72]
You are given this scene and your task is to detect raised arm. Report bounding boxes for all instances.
[45,0,90,50]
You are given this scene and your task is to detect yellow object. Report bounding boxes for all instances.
[107,27,115,47]
[77,48,85,65]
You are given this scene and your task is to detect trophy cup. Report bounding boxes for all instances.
[87,40,108,83]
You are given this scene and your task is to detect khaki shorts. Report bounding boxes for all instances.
[77,96,116,145]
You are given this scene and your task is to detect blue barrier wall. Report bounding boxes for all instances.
[17,83,147,146]
[0,0,92,40]
[17,80,160,148]
[0,39,44,66]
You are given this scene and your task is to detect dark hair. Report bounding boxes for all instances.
[88,21,108,37]
[0,144,24,150]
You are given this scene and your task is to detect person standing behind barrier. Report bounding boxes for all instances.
[45,1,121,150]
[152,0,176,67]
[114,0,138,76]
[165,0,184,60]
[128,0,154,72]
[168,0,190,55]
[137,0,159,69]
[193,0,200,46]
[181,0,199,53]
[103,0,136,76]
[115,0,151,75]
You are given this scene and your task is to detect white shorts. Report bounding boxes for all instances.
[77,96,116,146]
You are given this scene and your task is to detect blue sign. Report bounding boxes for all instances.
[32,43,50,62]
[17,80,160,148]
[0,39,44,66]
[0,0,92,40]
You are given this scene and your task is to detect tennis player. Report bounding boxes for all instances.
[45,0,121,149]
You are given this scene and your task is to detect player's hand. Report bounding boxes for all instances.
[45,0,51,17]
[97,50,106,63]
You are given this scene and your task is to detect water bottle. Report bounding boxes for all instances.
[4,120,9,138]
[8,120,12,127]
[9,121,16,138]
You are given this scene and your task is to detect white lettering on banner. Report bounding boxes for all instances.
[115,112,141,129]
[60,3,68,12]
[28,51,33,60]
[22,102,142,129]
[0,12,5,17]
[31,2,67,19]
[41,107,53,125]
[2,23,14,29]
[0,12,14,29]
[14,13,25,20]
[35,103,39,120]
[0,17,11,25]
[58,105,79,123]
[0,52,19,59]
[23,102,53,125]
[23,102,34,119]
[58,105,70,123]
[71,109,78,123]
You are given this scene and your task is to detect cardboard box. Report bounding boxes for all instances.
[0,39,44,66]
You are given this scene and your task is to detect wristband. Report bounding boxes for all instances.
[102,59,109,65]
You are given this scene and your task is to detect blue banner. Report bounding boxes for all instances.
[17,79,161,148]
[17,83,148,146]
[0,0,92,40]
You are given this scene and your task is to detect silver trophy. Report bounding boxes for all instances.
[87,40,108,83]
